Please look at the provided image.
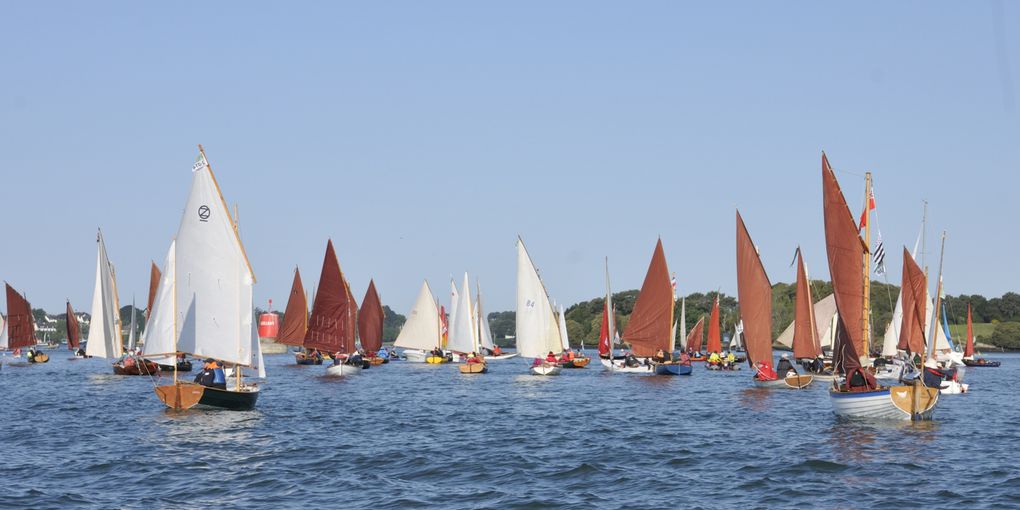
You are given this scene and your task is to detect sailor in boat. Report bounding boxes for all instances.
[623,351,642,368]
[545,351,557,363]
[677,350,692,366]
[724,351,737,369]
[194,359,227,390]
[921,358,952,389]
[707,351,721,367]
[430,346,446,359]
[531,357,544,368]
[492,345,502,356]
[775,354,798,378]
[804,355,825,374]
[345,351,364,367]
[465,352,484,365]
[841,366,879,392]
[753,360,778,381]
[75,347,87,358]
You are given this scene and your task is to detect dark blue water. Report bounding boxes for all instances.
[1,352,1018,509]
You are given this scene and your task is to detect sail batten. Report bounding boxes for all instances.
[621,239,673,357]
[735,211,773,366]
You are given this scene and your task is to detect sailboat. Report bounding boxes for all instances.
[358,279,386,364]
[276,267,313,364]
[609,239,691,375]
[305,240,362,377]
[706,296,722,355]
[557,304,589,368]
[394,281,442,363]
[148,147,265,411]
[67,300,87,359]
[516,238,563,375]
[3,283,40,364]
[822,154,937,420]
[449,273,486,374]
[962,304,998,367]
[735,210,813,389]
[686,316,705,360]
[789,249,831,381]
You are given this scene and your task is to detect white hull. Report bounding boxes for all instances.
[325,364,364,377]
[484,353,520,361]
[829,387,937,421]
[939,380,969,394]
[599,357,653,373]
[402,350,428,363]
[530,364,562,376]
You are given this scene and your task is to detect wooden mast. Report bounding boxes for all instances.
[925,232,948,362]
[861,172,872,364]
[605,257,614,372]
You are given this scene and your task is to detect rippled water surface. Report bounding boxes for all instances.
[1,352,1018,509]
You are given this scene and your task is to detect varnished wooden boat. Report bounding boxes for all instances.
[295,353,323,365]
[559,357,590,368]
[157,360,193,372]
[459,362,487,374]
[113,359,161,376]
[27,352,49,363]
[962,358,1000,367]
[156,381,260,411]
[752,373,814,389]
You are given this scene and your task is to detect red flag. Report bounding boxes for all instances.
[859,188,876,229]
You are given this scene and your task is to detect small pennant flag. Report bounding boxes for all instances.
[859,188,876,229]
[872,233,886,275]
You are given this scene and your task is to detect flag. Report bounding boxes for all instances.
[859,187,876,229]
[872,233,886,275]
[789,246,801,268]
[670,273,678,301]
[440,306,448,348]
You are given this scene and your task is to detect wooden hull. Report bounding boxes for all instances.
[559,357,590,368]
[654,363,693,376]
[830,385,938,421]
[963,359,1000,367]
[459,363,487,374]
[295,354,322,365]
[530,364,562,376]
[114,361,161,376]
[599,357,653,373]
[28,353,49,363]
[752,374,814,389]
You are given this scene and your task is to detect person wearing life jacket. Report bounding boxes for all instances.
[532,357,544,367]
[493,345,502,356]
[558,351,570,363]
[708,352,721,365]
[725,351,737,365]
[624,352,640,368]
[210,360,226,389]
[123,355,137,368]
[466,352,483,364]
[754,360,778,381]
[678,350,691,366]
[567,350,576,361]
[194,358,217,387]
[922,358,949,389]
[546,351,557,363]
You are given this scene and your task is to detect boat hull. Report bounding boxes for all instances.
[654,363,693,376]
[325,363,364,377]
[459,363,487,374]
[829,385,938,421]
[560,357,590,368]
[530,364,562,376]
[114,360,161,376]
[752,374,814,389]
[426,355,449,364]
[155,382,260,411]
[28,353,50,363]
[963,359,1000,367]
[599,357,653,373]
[402,350,428,363]
[484,353,520,361]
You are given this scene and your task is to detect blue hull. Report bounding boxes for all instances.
[655,364,693,376]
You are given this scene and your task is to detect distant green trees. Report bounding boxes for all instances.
[989,322,1020,349]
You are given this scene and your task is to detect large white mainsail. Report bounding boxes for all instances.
[558,304,571,352]
[394,281,441,351]
[142,241,176,365]
[126,299,137,352]
[446,273,476,353]
[515,238,562,358]
[86,230,122,358]
[0,314,8,350]
[173,151,256,367]
[476,281,495,351]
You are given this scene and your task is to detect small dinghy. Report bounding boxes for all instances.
[325,362,364,377]
[484,352,521,362]
[157,382,260,411]
[752,373,814,389]
[962,358,999,367]
[654,362,692,376]
[530,362,561,376]
[113,357,160,376]
[459,362,487,374]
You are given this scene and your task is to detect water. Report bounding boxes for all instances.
[1,352,1018,509]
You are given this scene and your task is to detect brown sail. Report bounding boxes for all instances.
[66,300,82,350]
[706,296,722,353]
[964,304,975,358]
[146,261,161,321]
[304,240,356,354]
[622,239,674,357]
[358,279,384,353]
[5,283,36,349]
[792,250,822,359]
[686,316,705,353]
[821,154,865,376]
[277,267,308,346]
[345,280,359,354]
[735,210,773,366]
[898,248,927,355]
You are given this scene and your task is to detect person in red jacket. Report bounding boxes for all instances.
[546,351,557,362]
[754,360,778,381]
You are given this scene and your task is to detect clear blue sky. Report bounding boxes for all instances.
[1,1,1017,318]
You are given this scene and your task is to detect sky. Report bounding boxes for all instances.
[1,1,1017,317]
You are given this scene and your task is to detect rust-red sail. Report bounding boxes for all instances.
[358,279,384,353]
[5,283,36,349]
[792,251,822,359]
[345,281,359,354]
[898,248,928,355]
[821,154,865,376]
[278,267,308,346]
[622,239,674,357]
[686,316,705,353]
[706,296,722,353]
[304,240,356,354]
[146,261,161,321]
[66,300,82,350]
[964,304,975,358]
[735,210,773,366]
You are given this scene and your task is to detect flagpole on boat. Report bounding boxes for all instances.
[862,172,872,365]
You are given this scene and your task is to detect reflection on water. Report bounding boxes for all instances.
[0,353,1016,508]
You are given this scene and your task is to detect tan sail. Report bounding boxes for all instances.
[686,316,705,353]
[621,239,674,357]
[304,240,356,354]
[792,250,822,359]
[898,248,927,355]
[277,267,309,346]
[735,210,773,366]
[358,280,384,353]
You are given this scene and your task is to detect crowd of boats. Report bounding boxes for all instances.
[0,149,1000,419]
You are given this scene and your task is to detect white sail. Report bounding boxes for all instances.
[394,281,441,350]
[127,299,137,351]
[477,282,495,350]
[86,231,122,358]
[446,273,476,353]
[142,241,176,362]
[174,152,256,366]
[558,304,571,352]
[515,238,562,358]
[0,314,8,350]
[249,303,266,378]
[926,289,951,351]
[775,294,838,350]
[881,293,904,357]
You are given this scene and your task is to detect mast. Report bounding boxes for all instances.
[862,172,872,360]
[605,257,614,371]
